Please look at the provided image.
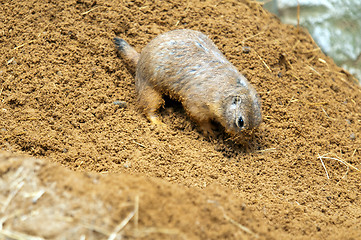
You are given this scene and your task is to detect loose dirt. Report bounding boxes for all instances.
[1,0,361,239]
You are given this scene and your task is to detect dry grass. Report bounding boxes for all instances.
[317,152,361,180]
[208,199,259,238]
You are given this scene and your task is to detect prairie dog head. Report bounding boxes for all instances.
[222,86,262,134]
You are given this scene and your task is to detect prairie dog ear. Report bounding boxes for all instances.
[251,90,262,127]
[236,76,249,87]
[252,90,261,110]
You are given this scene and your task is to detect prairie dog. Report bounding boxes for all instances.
[114,29,262,135]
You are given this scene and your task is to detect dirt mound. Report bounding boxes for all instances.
[0,151,267,239]
[1,0,361,239]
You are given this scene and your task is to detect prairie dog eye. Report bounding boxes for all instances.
[236,116,244,129]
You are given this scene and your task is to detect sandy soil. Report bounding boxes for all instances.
[1,0,361,239]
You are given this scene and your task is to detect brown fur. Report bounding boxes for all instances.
[114,29,262,135]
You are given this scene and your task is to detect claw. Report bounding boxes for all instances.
[199,121,216,137]
[148,114,166,126]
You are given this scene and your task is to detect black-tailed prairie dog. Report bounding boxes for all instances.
[114,29,262,135]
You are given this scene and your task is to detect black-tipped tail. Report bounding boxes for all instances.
[113,36,140,70]
[114,37,128,52]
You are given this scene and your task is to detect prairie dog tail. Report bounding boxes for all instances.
[114,37,140,67]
